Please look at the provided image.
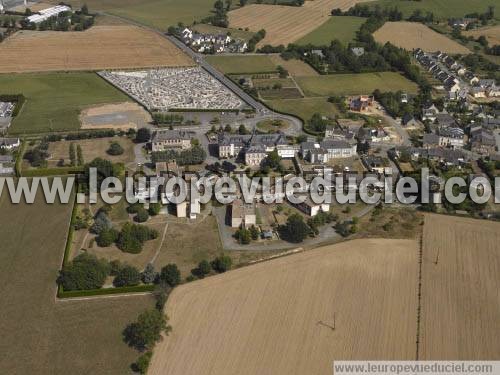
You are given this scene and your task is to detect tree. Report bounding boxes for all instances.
[148,203,162,216]
[81,4,89,15]
[136,127,151,143]
[107,142,124,156]
[265,149,281,170]
[58,253,109,291]
[281,214,309,243]
[224,124,232,132]
[198,260,211,276]
[113,265,141,287]
[117,222,158,254]
[308,113,328,133]
[91,211,112,234]
[123,309,171,351]
[76,144,84,166]
[96,227,119,247]
[239,0,247,6]
[235,227,251,244]
[69,142,76,166]
[238,124,248,134]
[211,255,232,273]
[142,263,157,284]
[160,264,181,287]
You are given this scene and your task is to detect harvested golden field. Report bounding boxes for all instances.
[80,102,152,130]
[270,55,319,76]
[373,22,470,54]
[420,214,500,359]
[229,0,373,46]
[0,26,194,73]
[463,25,500,46]
[149,239,419,375]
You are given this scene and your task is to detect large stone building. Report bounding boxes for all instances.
[151,130,194,152]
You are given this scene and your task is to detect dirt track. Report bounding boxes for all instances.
[0,26,194,73]
[149,238,419,375]
[229,0,373,46]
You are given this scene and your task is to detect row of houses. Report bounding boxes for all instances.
[180,27,248,54]
[151,130,194,152]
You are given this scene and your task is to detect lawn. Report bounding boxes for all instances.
[368,0,499,20]
[0,72,130,134]
[0,191,153,374]
[295,72,419,97]
[205,55,278,74]
[192,23,255,42]
[266,97,339,122]
[296,16,366,46]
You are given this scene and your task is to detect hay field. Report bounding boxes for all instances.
[463,25,500,46]
[0,26,193,73]
[229,0,373,46]
[206,55,278,74]
[0,192,154,374]
[296,16,365,46]
[420,214,500,359]
[149,239,419,375]
[373,22,470,54]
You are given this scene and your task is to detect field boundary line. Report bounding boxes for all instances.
[55,291,152,303]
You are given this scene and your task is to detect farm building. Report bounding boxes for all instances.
[26,5,72,24]
[230,199,256,228]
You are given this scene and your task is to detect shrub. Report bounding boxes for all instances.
[133,351,153,374]
[113,265,141,287]
[280,214,310,243]
[134,208,149,223]
[142,263,157,284]
[117,223,158,254]
[91,211,112,234]
[211,255,232,273]
[148,203,162,216]
[135,128,151,143]
[107,142,124,156]
[58,253,109,291]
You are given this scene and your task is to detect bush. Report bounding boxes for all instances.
[133,351,153,374]
[211,255,232,273]
[159,264,181,287]
[134,208,149,223]
[91,211,112,234]
[191,260,211,278]
[135,128,151,143]
[148,203,162,216]
[58,253,109,291]
[113,265,141,287]
[107,142,124,156]
[96,227,119,247]
[280,214,310,243]
[127,203,143,214]
[109,260,124,276]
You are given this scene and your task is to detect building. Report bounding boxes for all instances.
[301,140,357,163]
[470,127,496,155]
[351,47,364,57]
[437,127,465,148]
[349,95,373,112]
[245,144,266,166]
[0,137,20,149]
[26,5,72,24]
[402,113,419,127]
[293,197,330,217]
[151,130,193,152]
[230,199,256,228]
[422,104,439,122]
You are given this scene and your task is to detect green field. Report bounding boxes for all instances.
[266,97,339,122]
[296,16,366,46]
[295,72,419,97]
[0,192,153,374]
[368,0,499,20]
[192,23,255,42]
[0,73,130,134]
[56,0,217,30]
[206,55,278,74]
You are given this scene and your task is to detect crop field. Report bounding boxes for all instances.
[373,22,471,54]
[463,25,500,46]
[0,26,193,73]
[0,192,153,375]
[296,16,366,46]
[149,239,419,375]
[420,214,500,359]
[266,97,340,121]
[0,72,130,134]
[206,55,278,74]
[229,0,372,46]
[367,0,499,20]
[296,72,419,96]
